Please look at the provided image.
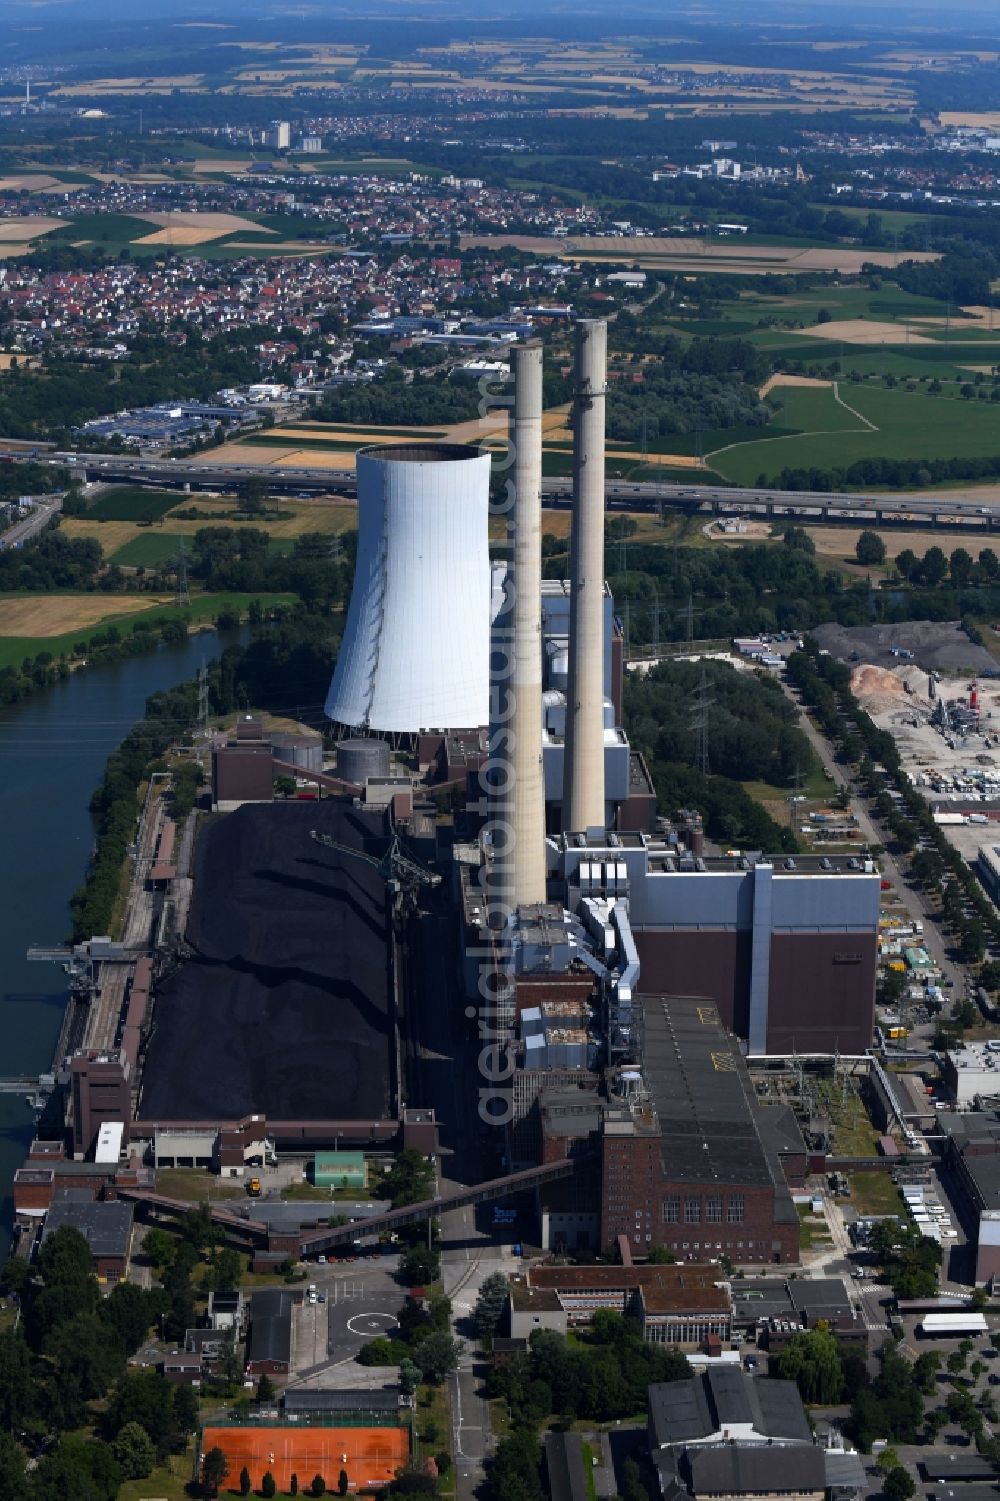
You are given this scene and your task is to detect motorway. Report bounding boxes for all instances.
[20,448,1000,528]
[0,495,62,549]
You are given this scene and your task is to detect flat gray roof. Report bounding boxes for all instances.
[641,997,776,1188]
[41,1196,132,1259]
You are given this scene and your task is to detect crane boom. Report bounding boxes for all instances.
[308,829,441,897]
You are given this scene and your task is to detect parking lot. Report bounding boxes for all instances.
[290,1260,407,1376]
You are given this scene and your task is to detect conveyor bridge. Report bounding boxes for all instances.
[117,1157,578,1255]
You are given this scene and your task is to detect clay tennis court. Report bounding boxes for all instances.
[200,1424,410,1491]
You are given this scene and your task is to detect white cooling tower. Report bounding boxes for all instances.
[325,443,492,734]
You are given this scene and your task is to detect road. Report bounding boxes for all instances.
[782,681,966,995]
[18,448,1000,528]
[0,495,62,549]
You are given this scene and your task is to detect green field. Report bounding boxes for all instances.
[85,488,182,522]
[0,591,296,669]
[108,532,196,567]
[710,383,1000,482]
[48,213,152,246]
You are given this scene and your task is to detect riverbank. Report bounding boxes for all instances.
[0,625,248,1255]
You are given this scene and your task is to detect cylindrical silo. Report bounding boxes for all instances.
[271,732,324,771]
[563,319,608,833]
[325,444,492,734]
[336,736,390,784]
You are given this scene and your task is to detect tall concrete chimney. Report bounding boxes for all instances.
[563,318,607,833]
[509,342,547,908]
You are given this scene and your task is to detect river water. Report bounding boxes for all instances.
[0,629,241,1254]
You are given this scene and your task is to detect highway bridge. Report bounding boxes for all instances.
[23,449,1000,530]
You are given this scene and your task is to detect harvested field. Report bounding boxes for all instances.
[939,112,1000,129]
[135,210,272,243]
[0,218,61,242]
[0,594,172,637]
[792,319,936,345]
[759,373,832,397]
[0,174,59,192]
[140,803,394,1122]
[460,235,940,276]
[222,240,340,253]
[62,499,360,548]
[134,226,239,246]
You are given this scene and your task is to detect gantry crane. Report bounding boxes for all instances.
[309,828,440,916]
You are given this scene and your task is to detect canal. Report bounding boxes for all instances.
[0,629,240,1254]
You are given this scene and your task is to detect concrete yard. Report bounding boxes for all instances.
[139,802,394,1122]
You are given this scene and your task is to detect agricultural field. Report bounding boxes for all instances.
[0,590,296,670]
[461,235,938,276]
[83,487,182,523]
[0,593,174,638]
[61,494,362,557]
[711,383,1000,483]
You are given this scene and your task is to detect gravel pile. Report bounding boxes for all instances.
[813,621,996,675]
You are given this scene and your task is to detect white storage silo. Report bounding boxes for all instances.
[325,444,492,734]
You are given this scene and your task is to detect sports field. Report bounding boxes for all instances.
[200,1425,409,1492]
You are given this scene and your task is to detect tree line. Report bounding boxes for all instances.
[483,1313,689,1501]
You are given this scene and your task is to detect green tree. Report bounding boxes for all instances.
[381,1149,435,1208]
[856,531,887,566]
[400,1246,441,1287]
[0,1434,26,1498]
[884,1466,916,1501]
[877,1448,900,1474]
[413,1330,462,1383]
[771,1327,844,1404]
[111,1422,156,1480]
[257,1372,276,1403]
[262,1472,277,1499]
[472,1272,510,1341]
[919,546,948,586]
[310,1476,327,1497]
[201,1445,229,1498]
[339,1470,350,1495]
[240,1464,252,1496]
[142,1227,175,1268]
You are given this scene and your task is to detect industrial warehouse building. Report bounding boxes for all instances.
[647,1369,829,1501]
[940,1110,1000,1283]
[551,833,880,1058]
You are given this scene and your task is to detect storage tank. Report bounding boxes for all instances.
[336,736,390,784]
[325,443,492,734]
[270,732,324,771]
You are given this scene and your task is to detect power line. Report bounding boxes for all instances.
[689,663,713,775]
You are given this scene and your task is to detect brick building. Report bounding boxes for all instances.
[536,997,801,1264]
